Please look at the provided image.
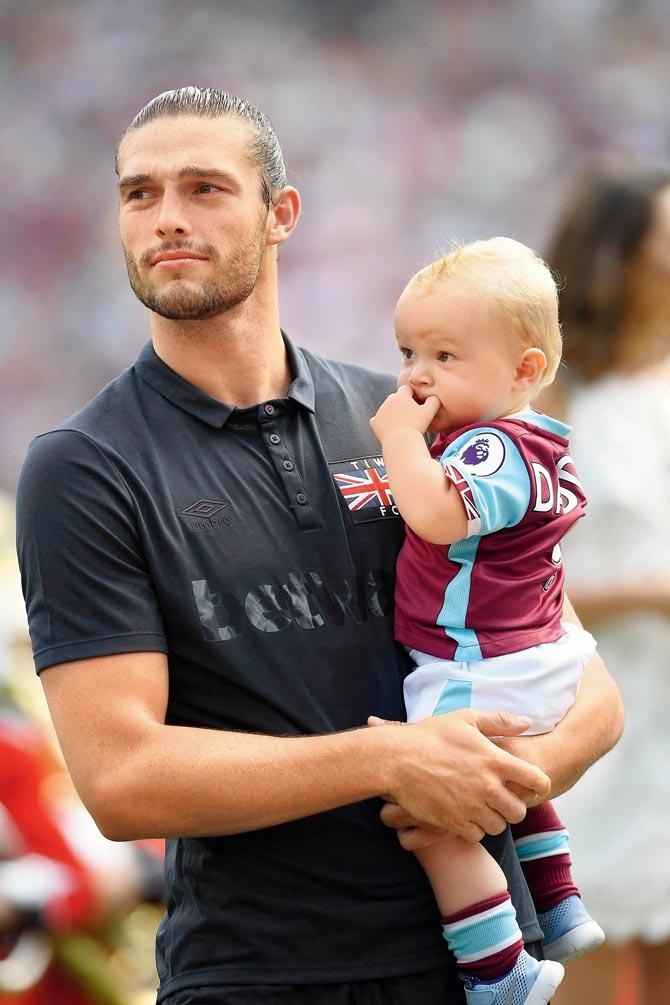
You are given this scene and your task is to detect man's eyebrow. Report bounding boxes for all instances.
[176,166,239,184]
[118,173,152,190]
[118,167,239,189]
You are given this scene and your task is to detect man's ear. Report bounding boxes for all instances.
[514,347,547,392]
[267,186,301,247]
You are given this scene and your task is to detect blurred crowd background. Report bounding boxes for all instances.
[2,0,670,1002]
[3,0,670,491]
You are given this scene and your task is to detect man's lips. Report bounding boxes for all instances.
[151,251,209,269]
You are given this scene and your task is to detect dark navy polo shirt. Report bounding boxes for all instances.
[16,338,541,999]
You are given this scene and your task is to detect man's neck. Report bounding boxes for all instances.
[149,294,292,408]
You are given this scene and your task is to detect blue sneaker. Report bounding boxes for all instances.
[460,951,564,1004]
[538,895,605,963]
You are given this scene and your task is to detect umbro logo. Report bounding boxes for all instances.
[179,499,231,531]
[180,499,229,518]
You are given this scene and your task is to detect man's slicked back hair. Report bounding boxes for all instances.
[118,86,287,205]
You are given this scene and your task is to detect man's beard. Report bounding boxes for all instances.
[124,218,267,321]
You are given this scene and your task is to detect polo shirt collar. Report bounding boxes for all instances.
[134,333,315,428]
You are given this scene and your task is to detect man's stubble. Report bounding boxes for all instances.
[123,209,269,321]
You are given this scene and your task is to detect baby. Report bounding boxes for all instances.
[370,238,604,1005]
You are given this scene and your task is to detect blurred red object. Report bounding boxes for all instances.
[612,943,641,1005]
[0,707,99,1003]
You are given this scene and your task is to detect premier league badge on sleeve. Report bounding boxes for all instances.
[330,456,399,523]
[454,432,506,477]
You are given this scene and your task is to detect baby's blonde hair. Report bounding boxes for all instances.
[410,237,562,390]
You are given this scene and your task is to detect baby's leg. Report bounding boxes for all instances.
[416,835,524,981]
[512,801,577,913]
[416,837,565,1001]
[512,801,604,962]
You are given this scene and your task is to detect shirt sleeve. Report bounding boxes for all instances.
[16,429,168,673]
[437,427,531,537]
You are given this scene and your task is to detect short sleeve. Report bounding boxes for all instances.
[16,430,168,673]
[438,427,531,537]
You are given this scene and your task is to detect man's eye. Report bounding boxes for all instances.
[197,184,220,194]
[128,189,150,201]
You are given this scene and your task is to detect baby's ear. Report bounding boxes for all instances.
[515,348,546,390]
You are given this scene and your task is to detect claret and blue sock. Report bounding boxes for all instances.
[441,890,564,1004]
[512,801,604,963]
[439,802,603,1002]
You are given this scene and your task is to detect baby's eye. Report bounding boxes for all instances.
[399,346,414,360]
[438,352,453,363]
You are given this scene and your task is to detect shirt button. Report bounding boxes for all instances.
[283,460,294,471]
[296,493,307,505]
[269,434,281,445]
[264,403,275,415]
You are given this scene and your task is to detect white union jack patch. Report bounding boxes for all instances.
[330,456,399,523]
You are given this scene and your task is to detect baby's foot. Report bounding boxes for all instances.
[538,894,605,963]
[460,950,564,1004]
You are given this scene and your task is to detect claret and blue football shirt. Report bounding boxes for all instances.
[395,413,587,662]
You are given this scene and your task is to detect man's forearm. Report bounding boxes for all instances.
[567,579,670,623]
[544,649,624,796]
[96,714,549,842]
[43,654,550,844]
[540,592,625,794]
[92,723,395,841]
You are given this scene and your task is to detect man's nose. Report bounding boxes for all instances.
[154,191,192,239]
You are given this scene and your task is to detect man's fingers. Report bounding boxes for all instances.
[469,709,533,738]
[502,752,551,798]
[380,802,461,841]
[397,818,484,849]
[460,709,551,796]
[380,802,419,830]
[398,827,423,851]
[472,804,515,836]
[367,715,407,728]
[381,708,551,840]
[506,780,540,807]
[381,798,511,843]
[485,785,529,825]
[397,826,459,851]
[457,822,486,845]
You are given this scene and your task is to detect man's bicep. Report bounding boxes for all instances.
[40,651,169,813]
[17,430,167,670]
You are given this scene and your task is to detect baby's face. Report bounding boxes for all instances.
[394,280,524,434]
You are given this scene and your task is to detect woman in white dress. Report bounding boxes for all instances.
[540,164,670,1005]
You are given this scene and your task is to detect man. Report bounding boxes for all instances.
[16,87,623,1004]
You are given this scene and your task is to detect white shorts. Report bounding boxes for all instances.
[404,622,597,735]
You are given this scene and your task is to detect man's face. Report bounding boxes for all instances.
[117,115,271,320]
